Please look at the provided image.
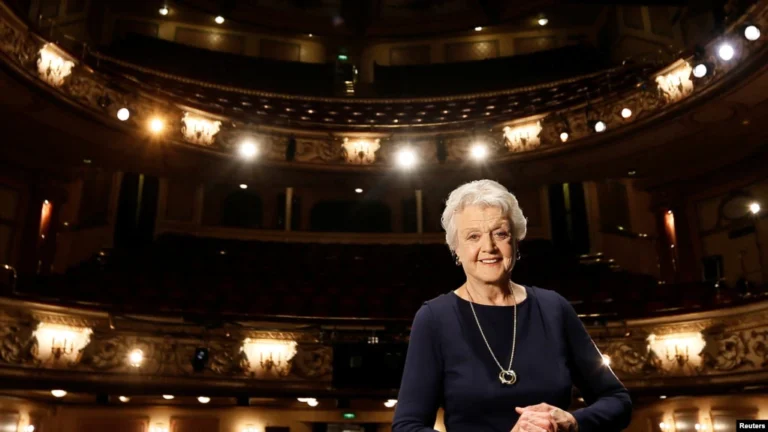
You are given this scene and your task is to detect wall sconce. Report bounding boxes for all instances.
[502,121,542,152]
[37,43,75,87]
[655,60,694,103]
[181,113,222,146]
[33,323,92,364]
[242,339,297,377]
[647,332,705,367]
[342,138,380,164]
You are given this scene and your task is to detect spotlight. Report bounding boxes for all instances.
[149,118,164,134]
[238,140,258,160]
[162,395,175,400]
[470,143,488,160]
[621,108,632,119]
[718,43,734,61]
[128,349,144,367]
[159,6,169,16]
[474,26,483,31]
[215,16,225,24]
[538,17,548,26]
[355,188,363,193]
[559,132,569,142]
[239,184,248,190]
[119,396,130,403]
[51,389,67,398]
[197,396,211,404]
[692,63,708,78]
[396,148,417,169]
[750,202,761,214]
[744,25,760,41]
[192,347,209,372]
[117,108,130,121]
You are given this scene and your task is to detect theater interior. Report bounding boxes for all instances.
[1,0,768,431]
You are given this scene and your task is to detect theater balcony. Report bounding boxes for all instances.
[1,0,768,430]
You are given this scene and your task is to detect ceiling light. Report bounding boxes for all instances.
[396,148,417,169]
[355,188,363,193]
[470,143,488,160]
[239,184,248,190]
[692,63,708,78]
[307,399,319,407]
[119,396,130,403]
[214,16,225,24]
[474,26,483,31]
[621,108,632,119]
[594,120,606,133]
[718,43,734,61]
[538,17,549,26]
[128,349,144,367]
[750,202,761,214]
[149,118,164,134]
[117,108,130,121]
[159,6,169,16]
[198,396,211,404]
[238,140,258,160]
[162,395,174,400]
[51,389,67,398]
[559,132,569,142]
[744,25,760,41]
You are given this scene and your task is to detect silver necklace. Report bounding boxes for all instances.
[465,284,518,385]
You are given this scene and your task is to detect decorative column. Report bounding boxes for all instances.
[415,189,423,234]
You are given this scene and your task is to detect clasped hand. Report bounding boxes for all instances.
[511,403,578,432]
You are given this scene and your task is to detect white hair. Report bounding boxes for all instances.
[441,179,527,253]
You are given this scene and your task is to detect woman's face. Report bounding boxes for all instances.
[454,205,516,285]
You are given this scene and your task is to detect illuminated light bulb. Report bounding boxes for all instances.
[162,395,174,400]
[149,118,164,133]
[718,43,734,61]
[474,26,483,31]
[538,18,549,26]
[239,184,248,190]
[621,108,632,119]
[693,63,708,78]
[355,188,363,193]
[159,6,169,16]
[307,398,319,407]
[215,16,225,24]
[198,396,210,404]
[119,396,130,403]
[602,354,611,366]
[128,349,144,367]
[117,108,130,121]
[749,202,761,214]
[51,389,67,398]
[744,25,760,41]
[470,143,488,160]
[239,141,258,159]
[559,132,569,142]
[396,148,417,168]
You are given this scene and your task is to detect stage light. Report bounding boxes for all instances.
[149,118,164,134]
[117,108,130,121]
[119,396,130,403]
[215,16,225,24]
[470,143,488,160]
[396,148,417,169]
[750,202,761,214]
[621,108,632,119]
[159,6,169,16]
[51,389,67,398]
[693,63,708,78]
[718,43,734,61]
[538,17,548,26]
[474,26,483,31]
[192,347,209,372]
[129,349,144,367]
[238,140,258,160]
[744,25,760,41]
[162,395,174,400]
[198,396,210,404]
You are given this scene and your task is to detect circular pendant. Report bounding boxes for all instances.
[498,370,517,385]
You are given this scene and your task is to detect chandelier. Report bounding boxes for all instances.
[37,43,75,87]
[342,138,380,164]
[655,61,694,103]
[241,338,297,378]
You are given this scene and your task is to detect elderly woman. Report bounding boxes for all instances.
[392,180,631,432]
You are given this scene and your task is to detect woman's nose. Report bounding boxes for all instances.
[480,233,496,251]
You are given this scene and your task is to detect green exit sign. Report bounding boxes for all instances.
[338,54,348,61]
[342,412,356,419]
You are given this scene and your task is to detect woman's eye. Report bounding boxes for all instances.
[468,234,480,241]
[494,231,510,239]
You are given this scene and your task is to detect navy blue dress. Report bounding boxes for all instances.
[392,285,632,432]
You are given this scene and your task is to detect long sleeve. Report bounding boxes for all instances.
[560,295,632,432]
[392,303,443,432]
